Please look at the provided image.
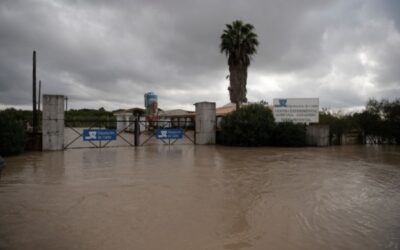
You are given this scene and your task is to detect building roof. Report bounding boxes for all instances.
[159,109,195,117]
[113,111,133,116]
[216,103,237,116]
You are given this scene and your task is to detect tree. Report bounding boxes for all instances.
[220,20,259,109]
[218,104,274,146]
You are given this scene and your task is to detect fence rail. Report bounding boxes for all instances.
[64,118,195,149]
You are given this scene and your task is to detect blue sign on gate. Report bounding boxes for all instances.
[156,128,183,139]
[83,129,117,141]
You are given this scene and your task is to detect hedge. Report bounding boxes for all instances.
[0,113,26,156]
[218,104,275,146]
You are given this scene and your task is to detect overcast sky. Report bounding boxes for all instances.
[1,0,399,111]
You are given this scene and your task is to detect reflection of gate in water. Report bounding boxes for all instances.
[64,119,136,149]
[139,117,195,146]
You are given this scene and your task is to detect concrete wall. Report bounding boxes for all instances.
[341,130,361,145]
[306,124,329,147]
[42,95,64,150]
[195,102,216,144]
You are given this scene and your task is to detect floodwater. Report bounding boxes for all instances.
[0,145,399,250]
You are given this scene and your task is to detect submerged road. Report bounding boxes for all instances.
[0,145,399,249]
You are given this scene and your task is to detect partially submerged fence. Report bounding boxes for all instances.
[64,118,195,149]
[42,95,217,151]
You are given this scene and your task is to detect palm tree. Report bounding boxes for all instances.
[220,20,259,109]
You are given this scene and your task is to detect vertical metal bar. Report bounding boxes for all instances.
[65,96,68,111]
[194,117,196,144]
[38,80,41,131]
[38,80,41,112]
[134,115,140,146]
[99,120,102,148]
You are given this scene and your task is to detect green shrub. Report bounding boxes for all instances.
[0,114,26,156]
[218,104,275,146]
[273,122,306,147]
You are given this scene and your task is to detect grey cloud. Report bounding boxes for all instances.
[0,0,399,110]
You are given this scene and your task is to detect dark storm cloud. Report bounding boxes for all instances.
[0,0,399,110]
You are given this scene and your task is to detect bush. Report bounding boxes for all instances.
[0,114,26,156]
[218,104,275,146]
[273,122,306,147]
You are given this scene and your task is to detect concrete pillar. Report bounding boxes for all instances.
[195,102,216,144]
[116,115,123,132]
[42,95,64,150]
[306,124,330,147]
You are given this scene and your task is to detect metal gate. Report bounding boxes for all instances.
[64,119,137,149]
[64,116,195,149]
[139,119,195,146]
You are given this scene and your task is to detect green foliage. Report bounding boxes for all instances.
[273,122,306,147]
[65,108,116,127]
[360,98,400,144]
[319,98,400,144]
[65,108,114,120]
[220,20,259,66]
[218,104,275,146]
[0,108,33,123]
[0,111,26,156]
[383,99,400,143]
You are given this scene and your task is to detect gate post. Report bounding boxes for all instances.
[134,115,140,146]
[194,102,216,145]
[42,95,65,150]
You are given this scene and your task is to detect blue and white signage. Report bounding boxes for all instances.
[83,129,117,141]
[273,98,319,124]
[156,128,183,139]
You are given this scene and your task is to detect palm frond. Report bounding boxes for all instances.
[219,20,259,65]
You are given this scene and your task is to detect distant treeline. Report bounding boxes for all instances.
[65,107,145,127]
[0,107,146,128]
[319,98,400,145]
[65,108,116,128]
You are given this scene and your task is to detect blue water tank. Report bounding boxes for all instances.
[144,92,158,117]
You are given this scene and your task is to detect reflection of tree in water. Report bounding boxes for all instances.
[213,147,272,246]
[0,156,5,178]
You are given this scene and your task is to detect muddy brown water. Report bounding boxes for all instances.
[0,145,399,250]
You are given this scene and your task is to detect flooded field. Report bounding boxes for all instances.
[0,145,399,249]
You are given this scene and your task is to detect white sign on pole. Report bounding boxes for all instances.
[273,98,319,124]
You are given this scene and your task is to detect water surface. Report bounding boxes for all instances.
[0,145,399,249]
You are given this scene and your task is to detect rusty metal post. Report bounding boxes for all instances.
[134,115,140,146]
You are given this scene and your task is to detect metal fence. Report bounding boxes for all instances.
[64,118,195,149]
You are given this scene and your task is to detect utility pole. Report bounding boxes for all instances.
[38,80,41,112]
[32,50,37,132]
